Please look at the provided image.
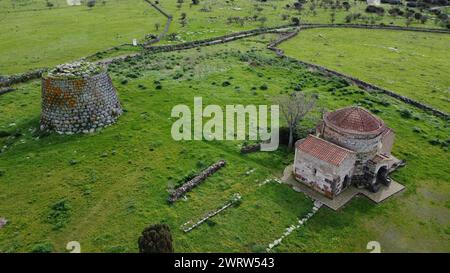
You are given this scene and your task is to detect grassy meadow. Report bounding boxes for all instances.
[0,35,448,252]
[280,28,450,113]
[1,0,447,74]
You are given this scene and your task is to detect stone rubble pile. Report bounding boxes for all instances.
[0,218,7,229]
[258,177,282,187]
[181,193,241,233]
[266,200,323,252]
[47,61,103,78]
[168,160,227,203]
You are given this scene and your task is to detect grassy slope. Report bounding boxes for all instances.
[280,28,450,113]
[1,0,446,74]
[0,0,161,74]
[0,36,448,252]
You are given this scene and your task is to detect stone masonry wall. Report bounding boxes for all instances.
[40,72,122,134]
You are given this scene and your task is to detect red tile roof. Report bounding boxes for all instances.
[325,107,385,134]
[297,135,354,166]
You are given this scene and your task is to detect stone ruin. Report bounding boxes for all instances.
[40,61,122,134]
[168,160,227,203]
[294,106,401,199]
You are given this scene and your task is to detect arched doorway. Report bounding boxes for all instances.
[342,175,350,189]
[376,166,391,186]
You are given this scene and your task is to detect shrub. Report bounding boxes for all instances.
[429,139,441,146]
[31,242,54,253]
[414,12,422,20]
[259,84,268,90]
[87,0,96,8]
[365,5,385,15]
[412,127,422,133]
[47,199,71,230]
[251,244,267,253]
[0,131,11,138]
[138,224,174,253]
[205,219,217,227]
[399,109,413,119]
[388,7,404,16]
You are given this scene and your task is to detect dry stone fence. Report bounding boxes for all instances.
[142,0,173,46]
[1,23,448,119]
[168,160,227,203]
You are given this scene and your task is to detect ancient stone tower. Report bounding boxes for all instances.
[40,62,122,134]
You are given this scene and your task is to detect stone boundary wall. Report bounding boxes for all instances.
[0,69,47,88]
[265,27,449,119]
[3,23,449,118]
[143,24,297,53]
[0,87,16,96]
[283,55,449,119]
[3,23,448,90]
[41,72,122,134]
[300,23,450,34]
[267,29,300,56]
[142,0,173,46]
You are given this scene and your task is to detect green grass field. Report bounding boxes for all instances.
[280,28,450,113]
[1,0,447,74]
[0,35,448,252]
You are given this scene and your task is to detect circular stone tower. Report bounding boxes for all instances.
[40,62,122,134]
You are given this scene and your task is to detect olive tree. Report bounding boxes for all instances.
[278,92,317,150]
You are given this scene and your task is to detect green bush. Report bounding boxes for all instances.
[47,199,71,230]
[399,109,413,119]
[31,242,54,253]
[138,224,174,253]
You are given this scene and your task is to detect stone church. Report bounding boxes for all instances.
[293,106,398,199]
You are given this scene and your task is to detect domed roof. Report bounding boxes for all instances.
[324,106,385,134]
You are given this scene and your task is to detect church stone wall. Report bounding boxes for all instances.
[294,150,356,199]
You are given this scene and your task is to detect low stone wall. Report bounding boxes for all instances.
[40,72,122,134]
[240,143,261,154]
[300,23,450,34]
[144,24,296,52]
[267,29,300,56]
[266,27,449,119]
[0,68,47,88]
[289,58,449,119]
[168,160,227,203]
[142,0,173,47]
[0,87,16,96]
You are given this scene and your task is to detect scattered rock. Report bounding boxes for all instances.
[0,218,8,228]
[69,160,78,166]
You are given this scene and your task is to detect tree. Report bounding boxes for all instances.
[138,224,174,253]
[342,1,351,11]
[292,17,300,25]
[405,17,413,27]
[330,12,336,24]
[87,0,96,8]
[278,92,316,150]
